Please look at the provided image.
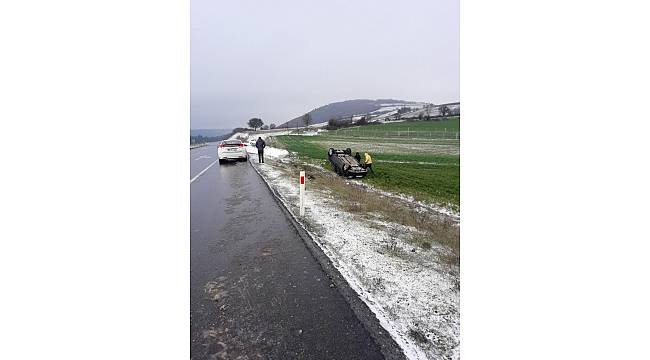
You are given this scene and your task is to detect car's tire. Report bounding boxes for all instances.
[218,159,224,164]
[345,148,352,155]
[328,148,334,157]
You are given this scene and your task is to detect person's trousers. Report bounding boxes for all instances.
[367,164,373,173]
[258,150,264,163]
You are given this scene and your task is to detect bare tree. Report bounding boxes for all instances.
[269,123,276,129]
[302,113,312,128]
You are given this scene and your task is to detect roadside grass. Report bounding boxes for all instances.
[407,234,433,250]
[308,169,460,266]
[408,328,430,345]
[269,135,328,160]
[364,162,459,209]
[274,135,460,209]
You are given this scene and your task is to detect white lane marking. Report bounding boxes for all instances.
[190,159,219,184]
[194,155,212,161]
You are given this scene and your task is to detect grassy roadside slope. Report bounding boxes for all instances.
[273,119,460,210]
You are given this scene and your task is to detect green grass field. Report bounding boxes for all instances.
[273,118,460,209]
[326,116,460,139]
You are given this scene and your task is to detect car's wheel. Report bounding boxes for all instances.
[328,148,334,157]
[218,159,224,164]
[345,148,352,155]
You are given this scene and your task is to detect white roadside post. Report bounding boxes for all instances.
[299,171,305,217]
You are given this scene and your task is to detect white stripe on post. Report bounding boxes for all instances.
[299,171,305,216]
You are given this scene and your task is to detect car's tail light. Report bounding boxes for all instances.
[219,144,224,148]
[239,143,245,147]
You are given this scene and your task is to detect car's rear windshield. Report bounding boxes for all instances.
[224,140,241,145]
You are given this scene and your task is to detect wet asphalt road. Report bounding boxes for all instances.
[190,144,385,359]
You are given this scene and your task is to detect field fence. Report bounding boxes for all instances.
[331,128,460,140]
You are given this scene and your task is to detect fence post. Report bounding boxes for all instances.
[299,171,305,217]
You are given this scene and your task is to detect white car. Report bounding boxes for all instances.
[217,139,248,163]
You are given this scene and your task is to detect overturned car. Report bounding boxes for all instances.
[328,147,368,178]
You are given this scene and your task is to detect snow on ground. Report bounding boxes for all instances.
[245,145,289,159]
[314,140,460,156]
[371,105,403,114]
[249,151,460,359]
[289,129,325,136]
[228,129,293,141]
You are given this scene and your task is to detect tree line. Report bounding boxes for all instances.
[246,118,277,131]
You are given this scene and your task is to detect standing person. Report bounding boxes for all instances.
[255,136,266,163]
[354,152,361,164]
[364,152,374,174]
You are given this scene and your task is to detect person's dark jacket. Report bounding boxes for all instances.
[255,138,266,151]
[354,153,361,164]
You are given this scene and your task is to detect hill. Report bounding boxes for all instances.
[190,128,232,137]
[279,99,426,128]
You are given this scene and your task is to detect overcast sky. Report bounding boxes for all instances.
[191,0,459,129]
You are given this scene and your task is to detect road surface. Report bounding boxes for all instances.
[190,144,386,359]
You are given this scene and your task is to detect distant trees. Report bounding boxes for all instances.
[357,116,368,125]
[269,123,276,129]
[326,117,354,130]
[439,106,449,117]
[397,107,412,115]
[302,113,312,128]
[261,125,269,130]
[190,135,223,144]
[247,118,264,130]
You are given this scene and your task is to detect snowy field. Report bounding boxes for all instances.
[244,142,460,360]
[314,139,460,156]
